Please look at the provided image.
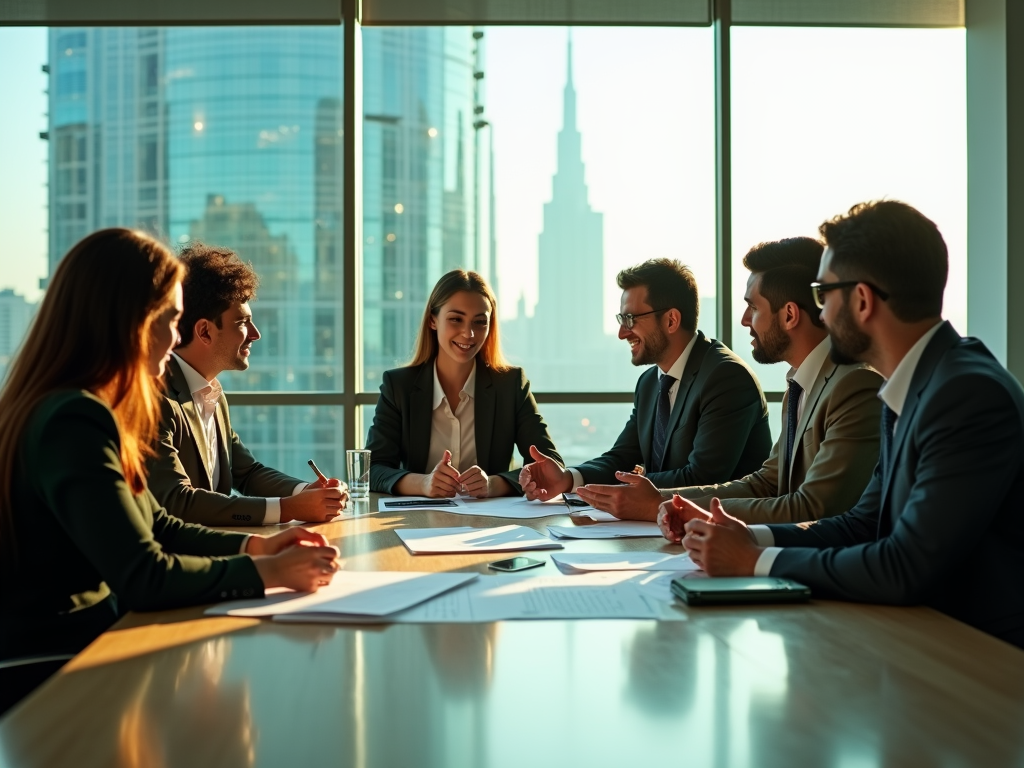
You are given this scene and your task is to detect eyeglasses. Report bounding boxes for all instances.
[810,281,890,309]
[615,308,666,329]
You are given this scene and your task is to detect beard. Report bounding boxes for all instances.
[751,316,790,364]
[827,302,871,365]
[633,326,670,367]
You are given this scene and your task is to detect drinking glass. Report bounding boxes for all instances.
[346,449,371,498]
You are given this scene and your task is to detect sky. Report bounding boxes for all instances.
[0,25,967,351]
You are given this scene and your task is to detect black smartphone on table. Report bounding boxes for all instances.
[488,557,545,572]
[671,577,811,605]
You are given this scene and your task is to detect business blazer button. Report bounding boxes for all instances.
[243,588,254,597]
[221,591,227,598]
[232,590,238,597]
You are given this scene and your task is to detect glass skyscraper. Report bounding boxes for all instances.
[46,26,483,477]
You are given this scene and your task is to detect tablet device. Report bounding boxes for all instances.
[670,577,811,606]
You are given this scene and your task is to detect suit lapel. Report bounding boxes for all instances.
[408,362,435,473]
[473,361,495,471]
[167,357,214,489]
[213,399,232,494]
[666,332,709,439]
[786,357,838,491]
[879,321,960,517]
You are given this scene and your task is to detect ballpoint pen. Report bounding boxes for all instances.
[307,459,329,483]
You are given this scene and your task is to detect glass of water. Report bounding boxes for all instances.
[346,449,371,498]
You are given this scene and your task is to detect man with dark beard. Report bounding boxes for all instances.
[519,258,771,499]
[588,237,882,522]
[664,201,1024,649]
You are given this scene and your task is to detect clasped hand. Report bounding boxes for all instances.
[658,495,763,576]
[248,527,341,592]
[423,449,491,498]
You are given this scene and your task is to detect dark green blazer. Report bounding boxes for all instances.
[575,331,772,487]
[147,356,304,526]
[366,359,562,494]
[0,391,264,661]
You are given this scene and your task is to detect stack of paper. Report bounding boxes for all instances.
[546,521,663,539]
[204,571,477,620]
[396,525,563,554]
[550,552,700,574]
[378,495,567,519]
[275,571,667,624]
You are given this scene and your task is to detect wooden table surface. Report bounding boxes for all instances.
[2,495,1023,768]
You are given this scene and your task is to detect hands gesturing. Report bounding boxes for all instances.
[519,445,573,501]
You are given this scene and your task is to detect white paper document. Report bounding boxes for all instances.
[204,571,477,618]
[546,522,663,539]
[569,509,618,522]
[275,571,662,624]
[396,525,563,554]
[550,552,701,574]
[377,495,566,519]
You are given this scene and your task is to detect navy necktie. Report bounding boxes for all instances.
[785,378,804,472]
[651,374,676,473]
[881,403,897,469]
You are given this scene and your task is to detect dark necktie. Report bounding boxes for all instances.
[881,403,897,469]
[651,374,676,473]
[784,379,803,473]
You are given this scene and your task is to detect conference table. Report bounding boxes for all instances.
[2,494,1023,768]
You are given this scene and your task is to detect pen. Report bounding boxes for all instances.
[307,459,329,483]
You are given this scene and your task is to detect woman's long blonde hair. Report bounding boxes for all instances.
[0,229,183,553]
[409,269,510,372]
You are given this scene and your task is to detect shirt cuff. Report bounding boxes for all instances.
[748,525,775,547]
[292,482,308,496]
[754,547,783,577]
[239,535,252,555]
[568,468,585,492]
[264,498,282,525]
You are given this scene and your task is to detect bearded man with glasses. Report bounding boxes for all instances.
[519,258,772,502]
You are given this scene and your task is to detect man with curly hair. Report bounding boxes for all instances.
[148,243,348,526]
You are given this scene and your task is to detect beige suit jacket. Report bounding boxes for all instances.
[147,357,304,526]
[673,356,883,523]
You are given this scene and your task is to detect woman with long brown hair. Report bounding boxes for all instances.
[0,229,339,662]
[365,269,561,497]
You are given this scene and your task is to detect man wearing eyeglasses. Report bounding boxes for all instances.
[519,258,772,500]
[664,200,1024,648]
[577,237,884,523]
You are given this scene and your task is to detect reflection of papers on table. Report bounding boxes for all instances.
[396,525,564,554]
[378,495,567,519]
[204,571,477,619]
[275,571,668,624]
[547,522,663,539]
[551,552,700,574]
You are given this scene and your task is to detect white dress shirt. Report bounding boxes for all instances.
[425,362,479,472]
[172,353,304,526]
[786,336,831,427]
[568,332,699,490]
[749,321,945,575]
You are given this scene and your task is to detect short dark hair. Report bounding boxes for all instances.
[743,237,825,328]
[616,259,699,333]
[819,200,947,322]
[177,242,260,347]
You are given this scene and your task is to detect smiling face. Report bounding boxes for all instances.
[617,285,669,367]
[741,272,791,365]
[149,282,184,377]
[210,301,261,372]
[430,290,492,366]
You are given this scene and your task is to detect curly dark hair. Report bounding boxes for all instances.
[177,242,260,347]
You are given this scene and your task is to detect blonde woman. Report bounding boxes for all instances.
[366,269,561,497]
[0,229,339,662]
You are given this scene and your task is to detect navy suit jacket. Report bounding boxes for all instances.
[575,331,772,487]
[768,322,1024,648]
[366,359,561,494]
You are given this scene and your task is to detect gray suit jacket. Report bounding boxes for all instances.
[147,357,305,525]
[575,331,772,487]
[676,356,883,523]
[766,322,1024,648]
[365,359,561,494]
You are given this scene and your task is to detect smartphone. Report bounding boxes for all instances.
[671,577,811,605]
[488,557,545,572]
